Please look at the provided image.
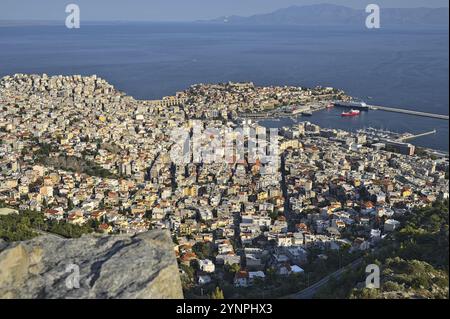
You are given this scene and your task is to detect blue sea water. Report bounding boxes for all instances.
[0,23,448,151]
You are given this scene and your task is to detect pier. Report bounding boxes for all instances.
[396,130,437,142]
[369,105,449,120]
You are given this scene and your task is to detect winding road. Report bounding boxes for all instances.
[284,258,364,299]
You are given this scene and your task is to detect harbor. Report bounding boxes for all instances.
[241,100,449,121]
[257,101,449,153]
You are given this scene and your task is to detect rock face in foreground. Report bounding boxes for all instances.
[0,230,183,299]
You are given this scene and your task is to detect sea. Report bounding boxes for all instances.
[0,22,448,151]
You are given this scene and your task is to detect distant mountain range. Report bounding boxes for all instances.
[204,4,449,26]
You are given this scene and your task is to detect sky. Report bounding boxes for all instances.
[1,0,449,21]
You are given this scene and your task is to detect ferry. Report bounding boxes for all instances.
[333,101,369,111]
[341,109,361,117]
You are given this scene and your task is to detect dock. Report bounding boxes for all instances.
[369,105,449,120]
[396,129,437,142]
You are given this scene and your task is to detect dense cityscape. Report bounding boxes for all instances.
[0,74,448,299]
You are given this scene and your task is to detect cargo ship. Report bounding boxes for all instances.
[341,109,361,117]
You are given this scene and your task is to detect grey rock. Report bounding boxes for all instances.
[0,239,7,251]
[0,230,183,299]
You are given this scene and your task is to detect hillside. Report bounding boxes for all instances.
[315,200,449,299]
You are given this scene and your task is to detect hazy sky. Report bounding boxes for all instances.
[1,0,449,21]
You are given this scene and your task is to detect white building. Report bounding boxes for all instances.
[198,259,215,273]
[384,219,401,232]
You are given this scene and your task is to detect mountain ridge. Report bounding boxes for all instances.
[203,4,449,26]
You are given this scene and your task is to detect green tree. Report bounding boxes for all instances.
[210,287,225,299]
[226,263,241,274]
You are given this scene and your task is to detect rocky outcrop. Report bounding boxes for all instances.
[0,230,183,299]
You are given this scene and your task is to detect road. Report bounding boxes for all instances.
[284,258,363,299]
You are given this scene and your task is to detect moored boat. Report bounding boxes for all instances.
[341,109,361,117]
